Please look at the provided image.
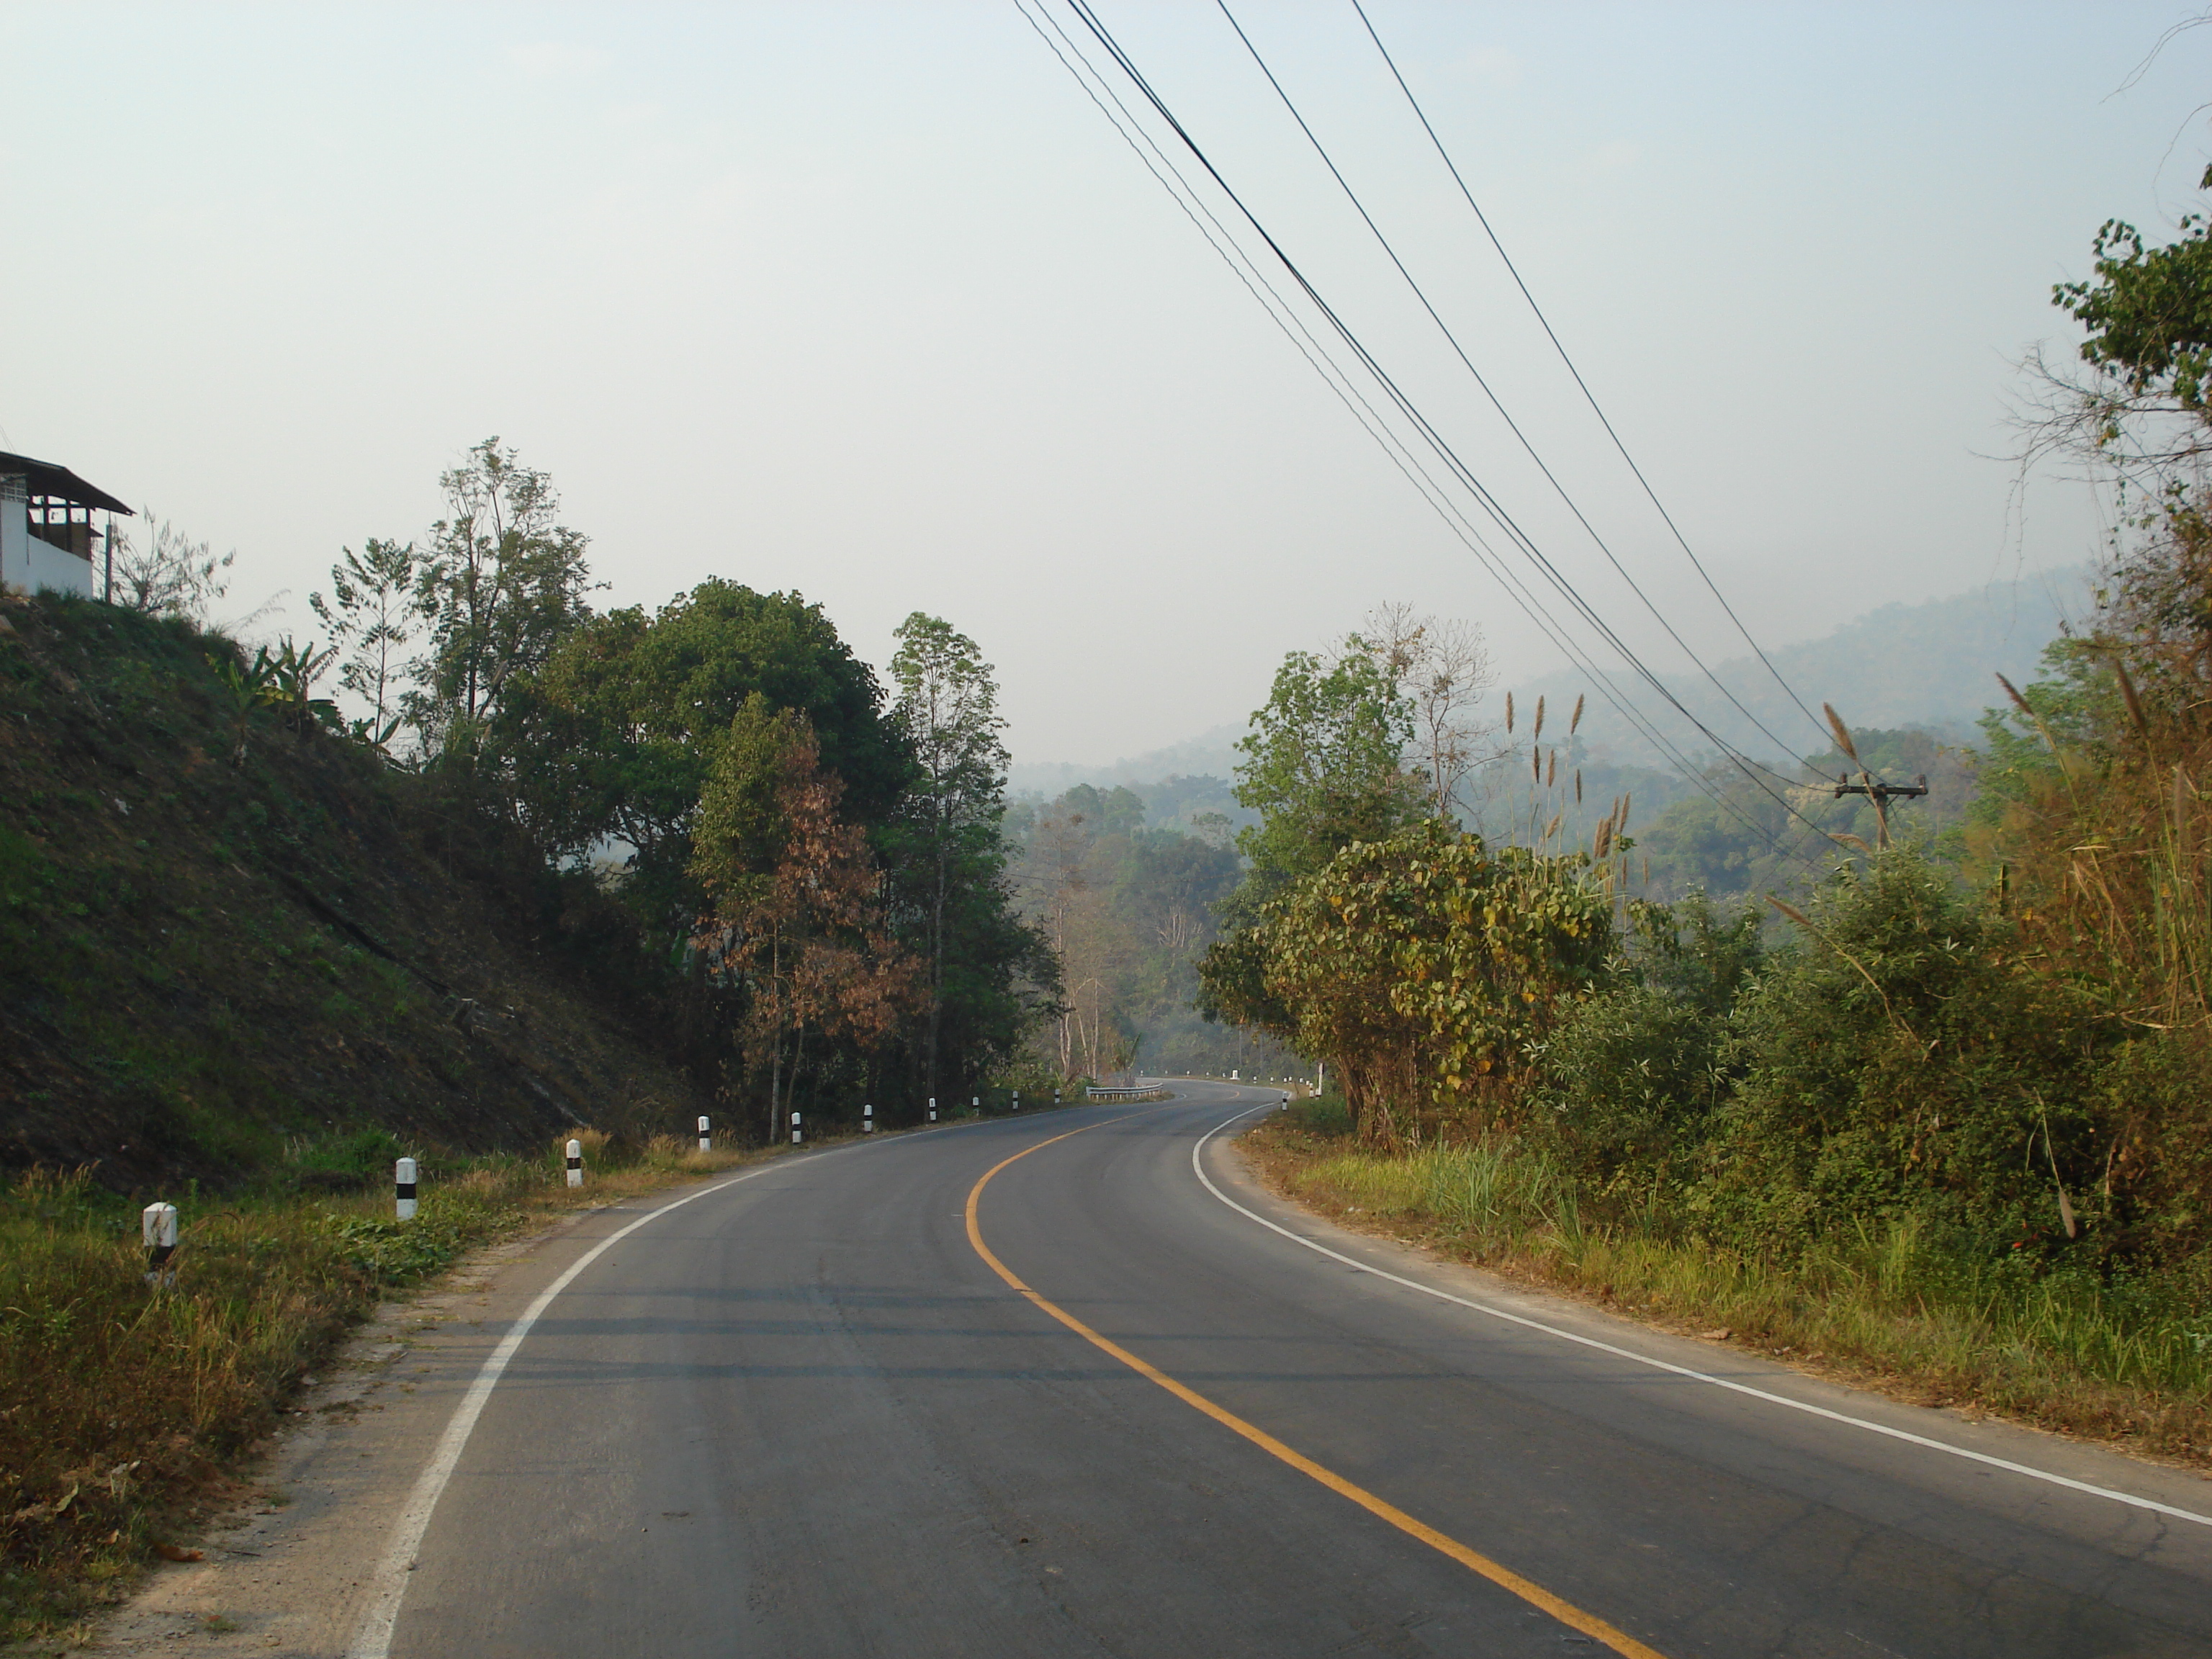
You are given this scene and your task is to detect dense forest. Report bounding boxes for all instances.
[1002,782,1298,1078]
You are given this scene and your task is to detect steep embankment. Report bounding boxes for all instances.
[0,593,701,1188]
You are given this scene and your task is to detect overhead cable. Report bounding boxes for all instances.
[1346,0,1834,752]
[1214,0,1820,775]
[1021,0,1833,866]
[1055,0,1840,860]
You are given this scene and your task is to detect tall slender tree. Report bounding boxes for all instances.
[889,613,1014,1098]
[410,439,597,764]
[310,538,419,737]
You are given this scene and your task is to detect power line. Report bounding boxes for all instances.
[1024,1,1836,867]
[1346,0,1833,752]
[1056,0,1841,860]
[1012,0,1773,847]
[1214,0,1820,774]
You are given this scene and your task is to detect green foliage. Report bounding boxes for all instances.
[500,579,903,918]
[1704,855,2099,1253]
[410,438,598,763]
[1228,644,1426,914]
[1205,820,1612,1142]
[1533,893,1763,1184]
[2055,203,2212,420]
[310,537,420,734]
[1527,852,2107,1262]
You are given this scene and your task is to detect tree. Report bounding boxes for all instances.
[1200,821,1612,1143]
[1226,644,1426,916]
[690,696,921,1136]
[310,538,418,739]
[889,613,1015,1098]
[109,512,234,621]
[410,439,597,763]
[498,580,904,926]
[1362,603,1500,820]
[2039,195,2212,480]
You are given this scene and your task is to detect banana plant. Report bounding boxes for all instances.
[205,637,343,765]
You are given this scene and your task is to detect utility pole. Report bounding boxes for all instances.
[1822,703,1928,850]
[1832,775,1928,849]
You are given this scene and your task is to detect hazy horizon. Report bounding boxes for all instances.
[6,3,2203,767]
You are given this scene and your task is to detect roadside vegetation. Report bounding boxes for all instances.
[1200,179,2212,1452]
[0,1130,757,1643]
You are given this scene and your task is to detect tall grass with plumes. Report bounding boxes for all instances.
[1968,518,2212,1267]
[1258,1107,2212,1453]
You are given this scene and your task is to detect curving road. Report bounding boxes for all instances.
[365,1082,2212,1658]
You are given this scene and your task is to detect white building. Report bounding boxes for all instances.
[0,451,132,601]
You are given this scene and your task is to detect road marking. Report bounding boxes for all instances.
[1190,1100,2212,1532]
[965,1121,1667,1659]
[347,1161,786,1659]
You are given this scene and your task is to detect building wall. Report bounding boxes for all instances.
[0,491,95,599]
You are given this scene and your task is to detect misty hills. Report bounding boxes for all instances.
[1011,571,2087,824]
[1517,571,2085,769]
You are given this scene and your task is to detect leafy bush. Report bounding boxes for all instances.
[1202,819,1614,1144]
[1533,892,1761,1187]
[1700,853,2099,1255]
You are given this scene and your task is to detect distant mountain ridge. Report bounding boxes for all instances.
[1009,724,1245,799]
[1529,570,2088,767]
[1012,572,2090,806]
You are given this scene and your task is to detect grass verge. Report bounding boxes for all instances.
[0,1133,781,1647]
[1242,1102,2212,1473]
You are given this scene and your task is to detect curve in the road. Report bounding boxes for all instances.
[965,1115,1665,1659]
[339,1083,2212,1658]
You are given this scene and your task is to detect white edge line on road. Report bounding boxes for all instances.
[1190,1100,2212,1531]
[346,1161,783,1659]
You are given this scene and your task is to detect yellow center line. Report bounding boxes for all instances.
[963,1115,1668,1659]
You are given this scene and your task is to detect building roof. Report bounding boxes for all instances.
[0,450,133,516]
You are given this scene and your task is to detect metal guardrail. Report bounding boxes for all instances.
[1084,1084,1170,1102]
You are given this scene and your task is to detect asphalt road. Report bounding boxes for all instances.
[373,1082,2212,1658]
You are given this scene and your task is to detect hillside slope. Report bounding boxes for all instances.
[0,594,703,1190]
[1519,570,2085,767]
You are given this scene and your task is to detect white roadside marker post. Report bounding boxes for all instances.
[971,1095,979,1115]
[1012,1090,1020,1112]
[141,1202,178,1287]
[565,1138,584,1188]
[395,1157,418,1220]
[1054,1089,1061,1105]
[791,1111,802,1146]
[863,1102,873,1134]
[927,1097,937,1123]
[698,1115,711,1152]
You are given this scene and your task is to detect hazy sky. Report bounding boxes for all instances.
[5,2,2207,766]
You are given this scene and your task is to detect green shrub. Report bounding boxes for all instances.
[1697,851,2101,1256]
[1532,891,1762,1187]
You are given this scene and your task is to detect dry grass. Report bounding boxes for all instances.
[0,1133,782,1645]
[1242,1110,2212,1472]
